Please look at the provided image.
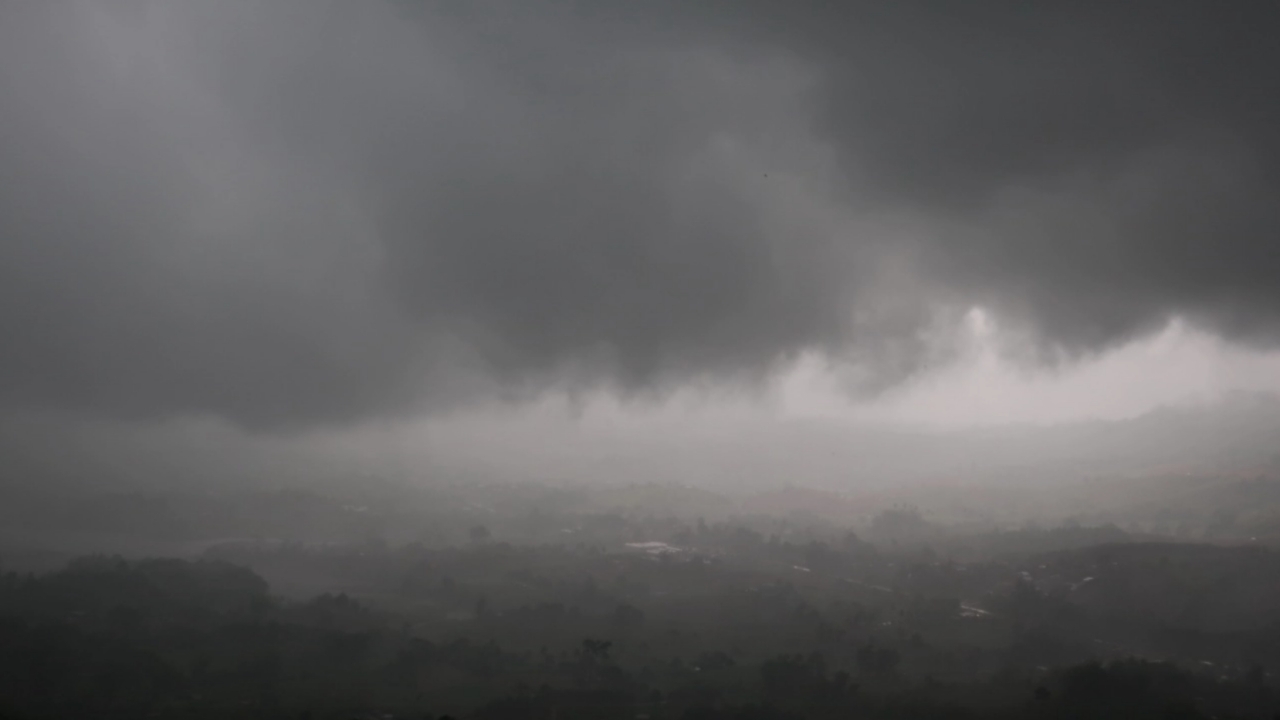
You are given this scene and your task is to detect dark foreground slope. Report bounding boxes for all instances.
[1,545,1277,720]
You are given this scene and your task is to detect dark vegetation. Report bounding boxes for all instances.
[2,476,1280,719]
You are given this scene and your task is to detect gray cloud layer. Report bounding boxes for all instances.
[1,1,1278,428]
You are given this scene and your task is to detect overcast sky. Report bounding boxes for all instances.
[3,1,1280,450]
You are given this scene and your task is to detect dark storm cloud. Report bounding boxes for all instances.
[734,1,1280,354]
[1,1,1277,428]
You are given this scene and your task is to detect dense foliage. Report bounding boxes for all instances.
[2,477,1280,717]
[1,541,1277,718]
